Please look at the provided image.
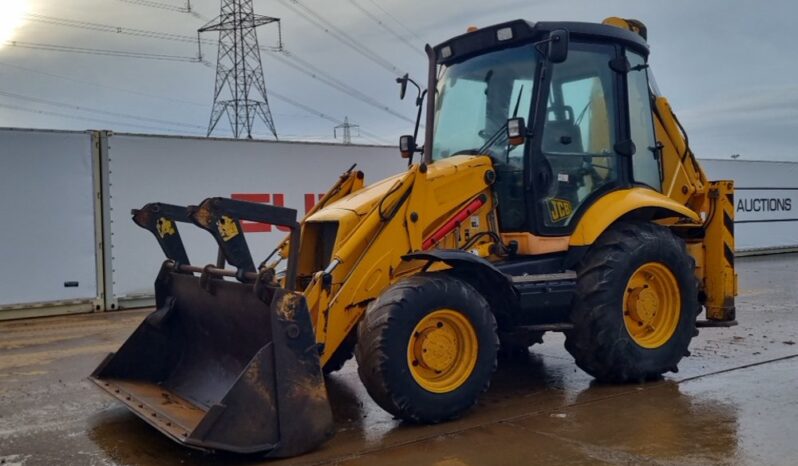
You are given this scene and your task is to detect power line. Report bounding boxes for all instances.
[277,0,405,76]
[117,0,210,20]
[0,101,203,134]
[2,40,205,63]
[346,0,424,56]
[22,13,411,124]
[271,51,413,124]
[268,90,388,144]
[117,0,187,13]
[24,13,223,47]
[0,89,206,129]
[0,60,388,143]
[25,13,279,50]
[365,0,423,43]
[0,60,206,107]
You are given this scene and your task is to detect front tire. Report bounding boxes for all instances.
[322,331,356,374]
[565,221,698,383]
[355,274,498,423]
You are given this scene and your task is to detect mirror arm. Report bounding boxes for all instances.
[413,89,427,142]
[423,44,437,164]
[408,77,422,97]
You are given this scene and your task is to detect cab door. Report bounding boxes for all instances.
[530,42,624,234]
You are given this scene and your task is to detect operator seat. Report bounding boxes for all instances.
[540,106,586,226]
[542,106,584,154]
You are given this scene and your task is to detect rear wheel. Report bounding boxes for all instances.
[355,274,498,423]
[565,221,698,383]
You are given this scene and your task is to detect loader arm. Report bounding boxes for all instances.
[653,96,736,321]
[269,165,366,273]
[304,156,497,365]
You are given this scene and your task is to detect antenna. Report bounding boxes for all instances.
[199,0,281,139]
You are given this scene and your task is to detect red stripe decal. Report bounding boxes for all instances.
[422,197,485,250]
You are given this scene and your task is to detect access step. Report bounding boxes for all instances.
[511,271,578,283]
[511,270,577,318]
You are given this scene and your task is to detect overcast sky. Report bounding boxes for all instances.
[0,0,796,160]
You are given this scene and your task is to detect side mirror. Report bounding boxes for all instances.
[547,29,569,63]
[506,117,526,146]
[399,134,416,158]
[396,73,409,100]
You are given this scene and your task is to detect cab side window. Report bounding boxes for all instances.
[627,51,661,190]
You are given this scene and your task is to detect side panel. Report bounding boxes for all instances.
[0,128,99,316]
[104,134,403,307]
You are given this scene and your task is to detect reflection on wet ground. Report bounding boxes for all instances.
[1,254,798,465]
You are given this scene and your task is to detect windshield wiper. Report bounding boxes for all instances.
[511,85,524,118]
[476,123,508,155]
[476,85,524,155]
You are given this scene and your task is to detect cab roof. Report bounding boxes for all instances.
[433,20,650,65]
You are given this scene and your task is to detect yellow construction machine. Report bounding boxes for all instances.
[91,17,737,456]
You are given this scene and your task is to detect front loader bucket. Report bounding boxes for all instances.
[90,199,333,456]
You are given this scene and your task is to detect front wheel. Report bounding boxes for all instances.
[355,274,498,423]
[565,221,699,383]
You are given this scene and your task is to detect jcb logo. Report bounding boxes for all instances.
[216,216,240,242]
[548,198,573,223]
[155,217,176,238]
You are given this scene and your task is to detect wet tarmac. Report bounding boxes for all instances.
[1,253,797,465]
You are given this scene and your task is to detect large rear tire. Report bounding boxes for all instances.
[355,274,498,423]
[565,221,698,383]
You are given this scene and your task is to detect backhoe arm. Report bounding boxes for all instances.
[605,17,737,322]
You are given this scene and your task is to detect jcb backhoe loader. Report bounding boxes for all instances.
[91,17,737,457]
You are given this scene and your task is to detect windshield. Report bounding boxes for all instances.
[431,44,539,162]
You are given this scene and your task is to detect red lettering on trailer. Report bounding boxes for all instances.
[271,194,290,232]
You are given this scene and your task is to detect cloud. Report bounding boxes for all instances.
[679,85,798,129]
[1,0,798,158]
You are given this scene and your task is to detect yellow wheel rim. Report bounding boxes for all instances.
[407,309,478,393]
[623,262,681,349]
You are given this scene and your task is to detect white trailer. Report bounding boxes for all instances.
[0,128,103,319]
[100,132,403,309]
[1,127,796,318]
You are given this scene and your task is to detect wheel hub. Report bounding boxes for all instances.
[627,286,660,324]
[623,262,681,349]
[407,309,479,393]
[418,326,457,372]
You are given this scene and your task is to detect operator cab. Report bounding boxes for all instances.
[426,20,662,241]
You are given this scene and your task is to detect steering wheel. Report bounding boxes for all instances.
[578,156,612,184]
[535,156,556,197]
